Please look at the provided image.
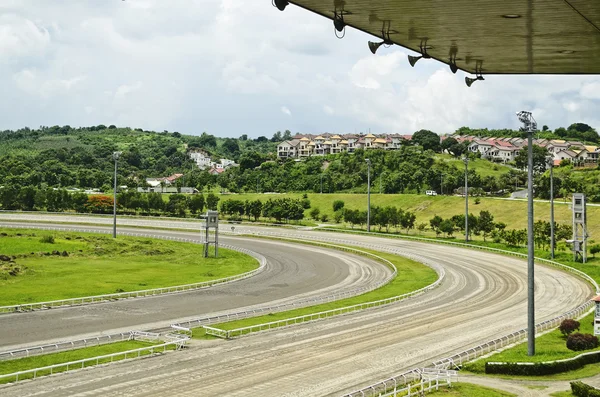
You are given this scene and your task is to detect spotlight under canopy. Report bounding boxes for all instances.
[465,75,484,87]
[407,41,431,67]
[273,0,288,11]
[368,39,392,54]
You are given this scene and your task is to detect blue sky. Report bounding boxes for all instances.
[1,0,599,138]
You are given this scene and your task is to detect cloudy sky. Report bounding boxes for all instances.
[2,0,599,138]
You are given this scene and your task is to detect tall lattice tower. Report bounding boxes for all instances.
[572,193,588,263]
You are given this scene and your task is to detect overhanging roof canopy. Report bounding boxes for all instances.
[286,0,600,74]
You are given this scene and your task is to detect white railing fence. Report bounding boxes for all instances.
[0,328,190,385]
[204,261,444,339]
[0,332,133,361]
[0,225,266,314]
[340,368,457,397]
[0,339,187,385]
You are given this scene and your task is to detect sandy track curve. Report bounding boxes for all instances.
[0,224,391,349]
[0,216,593,397]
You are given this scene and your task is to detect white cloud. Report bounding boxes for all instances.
[0,1,599,136]
[115,82,143,99]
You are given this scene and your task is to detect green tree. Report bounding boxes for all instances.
[310,207,321,221]
[189,194,205,214]
[478,210,495,242]
[439,219,454,237]
[412,129,441,152]
[430,215,443,237]
[515,145,550,175]
[206,192,220,210]
[332,200,345,212]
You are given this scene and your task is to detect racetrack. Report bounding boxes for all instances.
[0,214,594,397]
[0,224,392,349]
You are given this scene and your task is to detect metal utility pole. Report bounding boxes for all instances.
[112,151,122,238]
[463,156,469,242]
[548,157,555,260]
[365,158,371,232]
[320,174,324,194]
[517,110,537,356]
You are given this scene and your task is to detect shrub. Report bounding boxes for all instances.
[485,350,600,376]
[567,333,599,351]
[332,200,345,212]
[571,381,600,397]
[301,198,311,209]
[560,319,581,336]
[591,245,600,258]
[333,210,344,223]
[320,214,329,223]
[309,207,320,221]
[474,198,481,205]
[39,235,55,244]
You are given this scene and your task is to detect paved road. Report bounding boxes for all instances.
[0,223,391,350]
[0,215,594,397]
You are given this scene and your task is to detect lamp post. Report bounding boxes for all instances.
[517,110,538,357]
[365,158,371,232]
[440,173,447,195]
[548,156,555,260]
[112,151,122,239]
[462,156,469,242]
[320,174,324,194]
[380,172,386,194]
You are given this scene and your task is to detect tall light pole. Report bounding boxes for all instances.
[365,158,371,232]
[548,156,555,260]
[462,156,469,242]
[320,174,324,194]
[440,173,447,195]
[517,110,537,357]
[112,151,122,239]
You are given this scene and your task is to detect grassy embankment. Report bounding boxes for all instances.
[0,340,175,384]
[193,247,437,338]
[217,193,600,239]
[426,383,516,397]
[0,228,257,305]
[465,312,599,375]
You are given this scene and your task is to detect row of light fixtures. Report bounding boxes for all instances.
[272,0,484,87]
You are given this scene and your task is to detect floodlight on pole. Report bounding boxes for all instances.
[112,151,122,239]
[548,156,555,260]
[365,158,371,232]
[517,110,537,357]
[320,174,324,194]
[462,156,469,242]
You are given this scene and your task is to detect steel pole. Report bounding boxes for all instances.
[527,130,535,356]
[367,161,371,232]
[464,158,469,242]
[320,174,323,194]
[550,162,555,260]
[113,157,118,238]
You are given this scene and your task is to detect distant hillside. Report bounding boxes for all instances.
[0,125,276,191]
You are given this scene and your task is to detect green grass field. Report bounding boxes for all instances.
[0,228,258,305]
[464,312,598,374]
[426,382,516,397]
[436,153,513,178]
[218,193,600,240]
[0,340,173,383]
[193,247,437,338]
